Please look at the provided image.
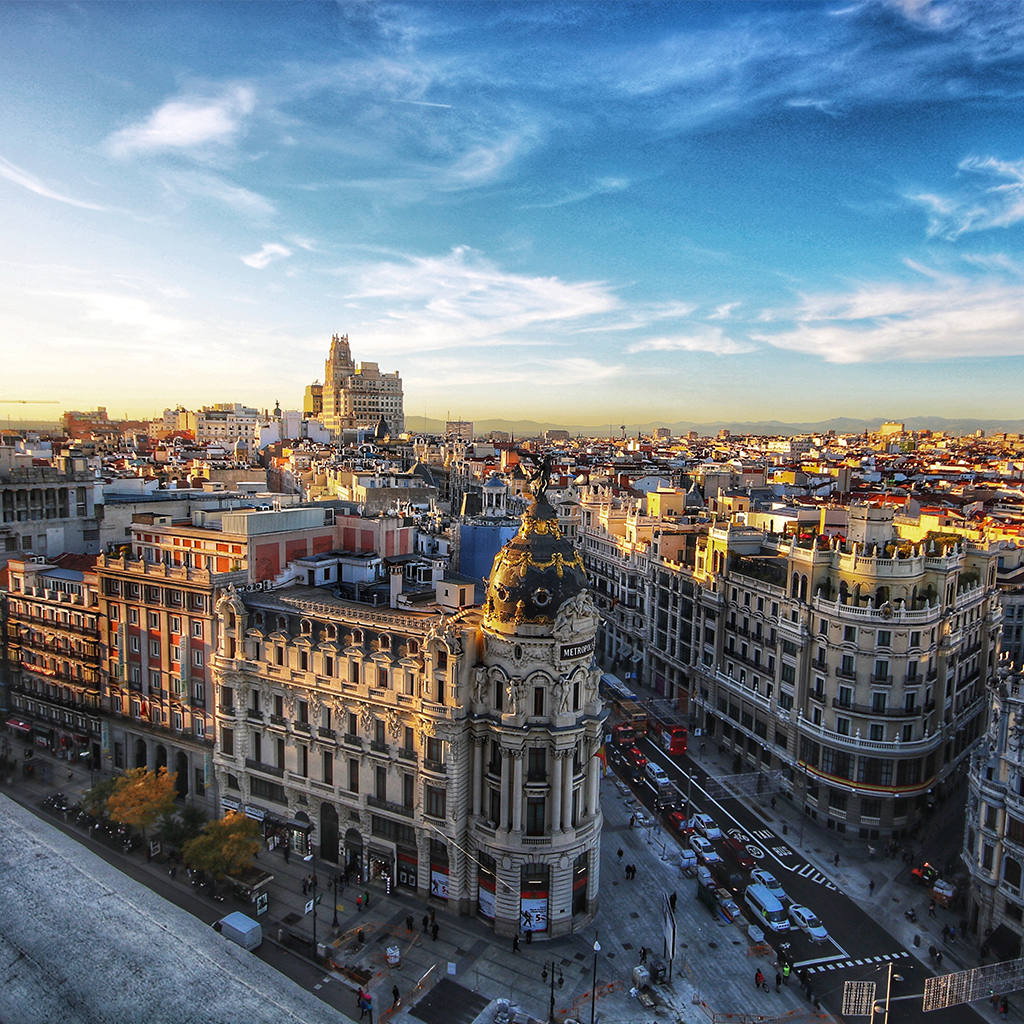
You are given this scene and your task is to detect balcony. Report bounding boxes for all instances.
[836,667,857,681]
[423,758,447,775]
[269,714,286,726]
[294,721,311,733]
[343,733,362,748]
[809,690,826,705]
[367,795,414,818]
[318,727,336,741]
[246,708,263,722]
[831,698,937,718]
[870,674,894,686]
[370,741,390,755]
[217,704,235,717]
[245,758,284,778]
[398,747,417,761]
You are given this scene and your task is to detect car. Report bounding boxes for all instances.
[692,814,722,840]
[710,861,746,895]
[689,835,722,864]
[645,762,670,787]
[720,837,755,870]
[750,869,789,903]
[789,905,829,943]
[666,810,693,837]
[625,746,648,769]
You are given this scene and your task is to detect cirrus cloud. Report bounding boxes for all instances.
[241,243,292,269]
[627,328,754,356]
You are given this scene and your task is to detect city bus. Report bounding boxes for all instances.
[646,700,688,755]
[600,674,647,738]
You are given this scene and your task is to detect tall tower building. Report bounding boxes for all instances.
[470,475,605,935]
[321,333,404,437]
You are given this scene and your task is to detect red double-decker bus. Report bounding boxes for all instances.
[646,700,688,755]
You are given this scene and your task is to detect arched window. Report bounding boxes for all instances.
[792,573,801,598]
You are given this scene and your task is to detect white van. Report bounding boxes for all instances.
[744,883,790,933]
[213,912,263,951]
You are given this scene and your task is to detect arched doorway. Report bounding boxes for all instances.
[155,744,168,771]
[320,803,339,863]
[135,738,147,770]
[175,751,189,798]
[344,827,363,881]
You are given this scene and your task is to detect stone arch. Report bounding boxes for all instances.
[875,586,890,608]
[791,572,800,598]
[175,750,189,798]
[839,580,850,604]
[799,575,808,602]
[155,744,168,771]
[134,738,148,770]
[320,803,339,863]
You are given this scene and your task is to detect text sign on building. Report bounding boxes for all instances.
[560,638,595,661]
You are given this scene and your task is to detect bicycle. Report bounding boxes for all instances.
[759,980,770,993]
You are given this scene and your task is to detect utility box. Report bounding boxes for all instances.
[649,958,666,984]
[632,965,650,989]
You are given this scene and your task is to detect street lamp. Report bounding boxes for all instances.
[304,851,318,952]
[589,936,601,1024]
[541,961,564,1024]
[332,872,341,930]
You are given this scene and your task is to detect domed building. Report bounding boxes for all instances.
[467,478,606,936]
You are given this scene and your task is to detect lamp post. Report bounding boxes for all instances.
[541,961,564,1024]
[590,935,601,1024]
[304,851,318,951]
[332,872,341,930]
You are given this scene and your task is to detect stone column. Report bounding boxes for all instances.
[511,749,524,833]
[550,751,563,833]
[471,736,484,817]
[586,741,600,817]
[563,749,575,828]
[500,747,511,831]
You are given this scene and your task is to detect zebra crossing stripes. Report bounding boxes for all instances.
[806,951,910,974]
[793,863,838,889]
[751,829,774,840]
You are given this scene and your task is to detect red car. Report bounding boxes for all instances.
[720,837,755,870]
[625,746,648,769]
[666,811,694,837]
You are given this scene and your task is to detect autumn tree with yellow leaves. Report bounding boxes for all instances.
[182,811,261,879]
[105,766,178,840]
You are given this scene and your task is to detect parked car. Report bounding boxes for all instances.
[720,837,755,870]
[692,814,722,840]
[689,835,722,864]
[666,810,693,837]
[789,905,829,943]
[750,869,789,903]
[710,861,746,896]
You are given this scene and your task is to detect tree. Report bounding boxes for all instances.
[182,811,261,879]
[105,766,177,840]
[80,775,120,818]
[158,804,208,849]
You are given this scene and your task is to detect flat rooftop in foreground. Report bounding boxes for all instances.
[0,794,345,1024]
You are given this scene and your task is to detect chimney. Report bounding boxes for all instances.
[389,564,403,609]
[432,558,446,588]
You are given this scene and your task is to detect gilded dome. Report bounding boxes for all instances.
[483,491,587,636]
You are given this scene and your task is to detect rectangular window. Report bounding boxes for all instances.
[375,765,386,800]
[298,744,308,777]
[148,611,159,629]
[149,640,160,657]
[193,682,204,702]
[533,687,544,716]
[869,723,884,741]
[170,616,181,633]
[877,630,891,647]
[403,773,414,808]
[194,718,205,739]
[192,649,203,667]
[172,711,183,731]
[130,636,140,653]
[910,631,921,648]
[426,785,446,819]
[348,758,359,793]
[527,747,546,781]
[192,621,203,638]
[844,626,857,642]
[526,797,546,836]
[322,751,333,785]
[377,666,388,689]
[298,700,309,724]
[128,608,139,625]
[350,661,359,684]
[222,727,234,756]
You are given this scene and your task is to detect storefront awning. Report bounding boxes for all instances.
[5,718,31,734]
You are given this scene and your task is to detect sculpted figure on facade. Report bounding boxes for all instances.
[552,590,599,641]
[505,676,526,715]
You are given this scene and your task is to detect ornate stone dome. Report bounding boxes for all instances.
[483,491,587,636]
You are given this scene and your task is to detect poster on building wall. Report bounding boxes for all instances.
[430,868,450,900]
[520,895,548,932]
[478,879,496,919]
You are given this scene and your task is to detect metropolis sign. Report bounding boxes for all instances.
[559,638,595,661]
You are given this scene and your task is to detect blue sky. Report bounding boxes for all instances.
[2,0,1024,427]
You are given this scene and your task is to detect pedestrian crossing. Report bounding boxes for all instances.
[803,951,910,974]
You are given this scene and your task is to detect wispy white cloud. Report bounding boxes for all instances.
[707,302,740,320]
[0,156,105,211]
[158,170,275,216]
[63,291,188,342]
[107,85,255,158]
[338,246,618,352]
[910,156,1024,239]
[522,177,630,209]
[754,270,1024,362]
[241,243,292,269]
[627,328,754,356]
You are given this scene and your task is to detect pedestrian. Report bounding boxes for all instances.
[942,924,950,943]
[928,901,936,917]
[617,847,624,863]
[639,946,647,964]
[430,907,436,924]
[700,740,705,754]
[1000,996,1009,1020]
[357,894,363,912]
[775,972,782,993]
[799,968,809,994]
[431,921,439,942]
[513,934,520,953]
[869,879,875,896]
[782,963,790,986]
[392,985,400,1009]
[170,863,177,879]
[754,969,765,989]
[284,845,290,863]
[406,914,414,933]
[526,928,532,945]
[302,878,308,896]
[834,852,840,868]
[771,796,776,810]
[949,926,956,942]
[935,949,943,967]
[629,815,635,829]
[422,914,429,933]
[669,891,677,912]
[364,890,370,908]
[357,989,367,1020]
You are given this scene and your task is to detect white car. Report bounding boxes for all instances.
[645,762,670,787]
[750,869,789,903]
[789,905,829,943]
[689,835,722,864]
[692,813,722,840]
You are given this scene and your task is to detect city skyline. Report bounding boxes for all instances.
[2,1,1024,423]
